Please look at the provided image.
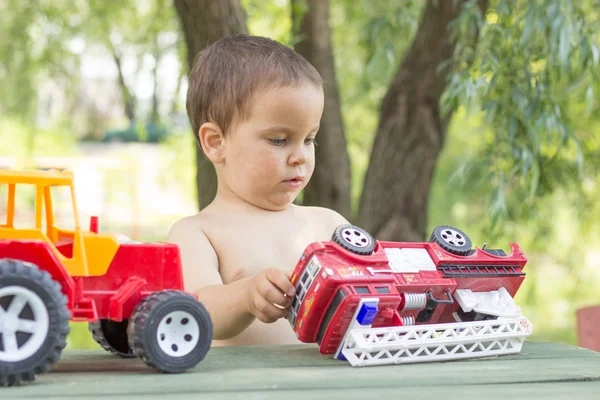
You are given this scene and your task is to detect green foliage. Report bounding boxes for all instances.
[243,0,293,45]
[0,0,181,135]
[156,130,198,203]
[0,0,83,119]
[442,0,600,230]
[0,118,78,159]
[84,0,180,125]
[429,108,600,345]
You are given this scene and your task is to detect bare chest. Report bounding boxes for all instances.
[204,222,319,284]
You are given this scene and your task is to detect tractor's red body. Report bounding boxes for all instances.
[0,239,188,323]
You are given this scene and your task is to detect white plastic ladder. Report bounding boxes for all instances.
[335,294,533,367]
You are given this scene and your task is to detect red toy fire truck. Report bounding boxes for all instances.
[287,224,532,366]
[0,170,213,386]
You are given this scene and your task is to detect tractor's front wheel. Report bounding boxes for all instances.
[0,259,71,387]
[128,291,213,373]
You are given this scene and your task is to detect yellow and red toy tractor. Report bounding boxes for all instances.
[0,169,213,386]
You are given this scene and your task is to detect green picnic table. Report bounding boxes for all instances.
[3,341,600,399]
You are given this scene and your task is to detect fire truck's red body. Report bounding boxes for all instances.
[287,233,527,356]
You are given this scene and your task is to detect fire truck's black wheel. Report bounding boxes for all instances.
[89,319,135,358]
[429,225,472,255]
[0,258,70,387]
[331,224,376,255]
[128,291,213,373]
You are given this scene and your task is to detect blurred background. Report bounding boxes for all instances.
[0,0,599,350]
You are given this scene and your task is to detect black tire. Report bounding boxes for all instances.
[482,248,507,256]
[429,225,472,255]
[89,319,135,358]
[0,258,70,387]
[331,224,376,255]
[127,291,213,373]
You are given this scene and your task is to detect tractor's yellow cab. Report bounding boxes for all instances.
[0,169,119,276]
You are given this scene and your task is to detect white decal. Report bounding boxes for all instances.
[384,248,437,273]
[366,267,393,275]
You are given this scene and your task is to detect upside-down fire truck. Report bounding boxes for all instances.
[287,224,532,367]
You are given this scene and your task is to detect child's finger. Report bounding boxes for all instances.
[266,268,296,297]
[259,279,290,308]
[253,295,288,323]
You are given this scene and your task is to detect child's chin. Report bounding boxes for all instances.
[263,195,298,210]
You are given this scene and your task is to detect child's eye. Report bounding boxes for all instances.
[269,138,286,146]
[304,137,317,145]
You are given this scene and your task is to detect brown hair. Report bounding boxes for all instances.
[186,34,323,140]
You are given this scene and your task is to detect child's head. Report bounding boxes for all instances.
[186,34,324,211]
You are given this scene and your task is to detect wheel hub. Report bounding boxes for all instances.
[440,229,465,247]
[341,228,370,248]
[1,313,18,332]
[0,286,50,363]
[156,310,200,358]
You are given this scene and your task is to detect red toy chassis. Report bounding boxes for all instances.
[287,224,533,366]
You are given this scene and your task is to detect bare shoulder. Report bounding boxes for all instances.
[168,213,210,246]
[298,205,351,234]
[167,212,223,292]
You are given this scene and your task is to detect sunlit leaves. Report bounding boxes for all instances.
[243,0,293,45]
[355,0,423,92]
[0,0,181,132]
[442,0,600,228]
[0,0,83,119]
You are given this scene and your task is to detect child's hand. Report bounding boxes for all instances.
[245,267,296,323]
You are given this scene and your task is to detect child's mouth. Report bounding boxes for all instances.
[283,177,303,188]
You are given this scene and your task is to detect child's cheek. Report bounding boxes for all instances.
[247,154,280,178]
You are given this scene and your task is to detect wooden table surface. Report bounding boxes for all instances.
[3,341,600,399]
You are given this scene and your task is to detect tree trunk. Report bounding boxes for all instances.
[171,64,185,115]
[291,0,352,219]
[357,0,489,241]
[151,47,160,125]
[174,0,247,210]
[110,47,136,125]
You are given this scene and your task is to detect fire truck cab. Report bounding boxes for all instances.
[287,224,532,367]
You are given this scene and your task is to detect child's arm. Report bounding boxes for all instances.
[168,219,295,340]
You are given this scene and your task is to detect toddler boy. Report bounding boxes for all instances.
[168,34,349,346]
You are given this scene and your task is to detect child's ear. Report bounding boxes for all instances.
[198,122,225,163]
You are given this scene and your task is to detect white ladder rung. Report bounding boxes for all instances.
[340,317,532,367]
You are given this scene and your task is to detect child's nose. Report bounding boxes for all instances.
[289,147,308,165]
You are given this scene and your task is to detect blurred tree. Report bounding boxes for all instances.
[177,0,599,242]
[291,0,352,219]
[85,0,180,127]
[439,0,600,233]
[3,0,597,244]
[351,0,600,241]
[173,0,248,210]
[84,0,140,125]
[356,0,491,241]
[0,0,82,153]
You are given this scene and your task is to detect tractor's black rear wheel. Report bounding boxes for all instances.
[89,319,135,358]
